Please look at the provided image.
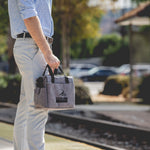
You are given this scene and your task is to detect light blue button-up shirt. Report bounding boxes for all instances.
[8,0,54,39]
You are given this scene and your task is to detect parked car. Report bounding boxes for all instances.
[133,64,150,77]
[116,64,150,77]
[116,64,130,75]
[79,66,117,81]
[70,63,97,77]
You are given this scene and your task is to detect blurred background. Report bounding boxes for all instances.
[0,0,150,149]
[0,0,150,104]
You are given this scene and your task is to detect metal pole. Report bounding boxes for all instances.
[129,24,133,101]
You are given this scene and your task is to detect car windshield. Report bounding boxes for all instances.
[117,64,129,73]
[88,67,100,75]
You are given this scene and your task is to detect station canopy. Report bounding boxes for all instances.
[115,2,150,26]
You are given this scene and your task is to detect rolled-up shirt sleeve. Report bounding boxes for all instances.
[17,0,37,19]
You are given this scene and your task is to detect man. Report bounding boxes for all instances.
[8,0,60,149]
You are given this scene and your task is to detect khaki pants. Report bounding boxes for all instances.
[13,38,50,150]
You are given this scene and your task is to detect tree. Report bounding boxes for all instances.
[0,0,8,35]
[53,0,102,72]
[93,34,129,66]
[70,38,100,59]
[0,0,9,57]
[0,0,16,74]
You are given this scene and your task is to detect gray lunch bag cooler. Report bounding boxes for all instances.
[34,65,75,110]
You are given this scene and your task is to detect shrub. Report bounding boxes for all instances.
[102,75,129,96]
[122,77,141,99]
[0,72,93,105]
[74,78,93,104]
[0,72,8,88]
[138,75,150,104]
[102,75,142,100]
[0,72,21,104]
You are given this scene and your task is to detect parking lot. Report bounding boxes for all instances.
[70,63,150,82]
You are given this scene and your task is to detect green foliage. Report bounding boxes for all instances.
[53,0,102,43]
[71,38,100,58]
[93,34,129,66]
[0,0,9,35]
[103,35,121,56]
[71,34,130,62]
[0,72,21,89]
[0,72,8,88]
[52,0,103,63]
[139,25,150,32]
[131,0,150,4]
[0,35,8,58]
[94,34,122,56]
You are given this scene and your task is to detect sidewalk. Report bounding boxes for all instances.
[0,122,103,150]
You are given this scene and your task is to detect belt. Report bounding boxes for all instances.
[17,32,53,44]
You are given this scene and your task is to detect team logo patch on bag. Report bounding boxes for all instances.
[56,90,68,103]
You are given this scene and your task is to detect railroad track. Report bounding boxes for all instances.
[0,102,150,149]
[0,102,122,150]
[47,111,150,150]
[50,111,150,136]
[46,130,123,150]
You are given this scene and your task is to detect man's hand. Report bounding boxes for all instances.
[43,50,60,72]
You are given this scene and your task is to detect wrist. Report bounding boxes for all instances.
[43,48,53,56]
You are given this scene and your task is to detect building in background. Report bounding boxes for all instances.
[89,0,135,10]
[89,0,136,35]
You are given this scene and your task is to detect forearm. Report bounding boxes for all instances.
[23,16,60,70]
[24,16,53,55]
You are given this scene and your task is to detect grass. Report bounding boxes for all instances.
[0,122,102,150]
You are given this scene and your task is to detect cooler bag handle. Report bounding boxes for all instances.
[42,64,69,83]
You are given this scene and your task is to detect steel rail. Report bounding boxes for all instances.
[50,111,150,136]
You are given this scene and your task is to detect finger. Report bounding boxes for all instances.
[51,67,54,73]
[54,62,59,69]
[55,65,59,69]
[58,60,60,66]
